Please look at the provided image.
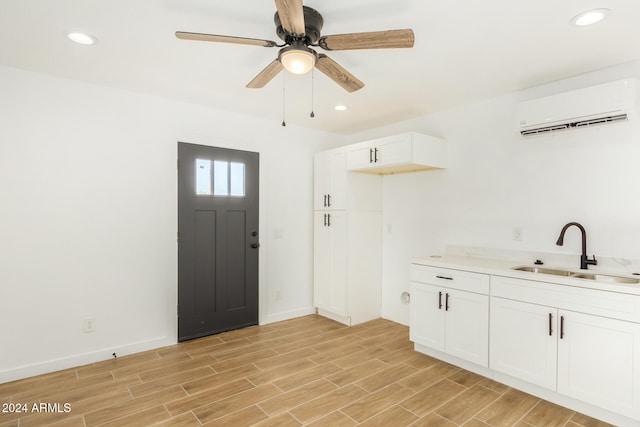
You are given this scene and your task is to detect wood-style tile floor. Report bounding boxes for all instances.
[0,315,614,427]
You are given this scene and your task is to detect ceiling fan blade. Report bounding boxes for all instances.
[175,31,278,48]
[274,0,306,37]
[246,59,284,88]
[315,54,364,93]
[318,29,415,51]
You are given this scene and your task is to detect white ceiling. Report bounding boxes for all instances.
[1,0,640,135]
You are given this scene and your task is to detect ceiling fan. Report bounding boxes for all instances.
[175,0,415,93]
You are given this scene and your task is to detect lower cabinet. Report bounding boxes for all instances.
[411,265,640,424]
[314,210,381,325]
[314,211,347,316]
[410,266,489,366]
[490,297,557,390]
[490,277,640,421]
[557,310,640,418]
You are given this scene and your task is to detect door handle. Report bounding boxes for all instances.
[548,313,553,336]
[327,194,331,207]
[560,316,565,339]
[324,194,327,207]
[438,291,443,309]
[251,243,260,249]
[445,293,450,311]
[369,148,373,163]
[374,147,379,163]
[327,213,331,227]
[323,213,327,226]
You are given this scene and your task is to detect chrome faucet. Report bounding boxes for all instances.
[555,222,597,270]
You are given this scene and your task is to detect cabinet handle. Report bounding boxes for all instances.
[323,213,327,226]
[445,293,450,311]
[548,313,553,336]
[374,147,379,163]
[369,148,373,163]
[327,213,331,227]
[438,291,443,309]
[327,194,331,207]
[436,275,453,281]
[323,194,327,207]
[560,316,565,339]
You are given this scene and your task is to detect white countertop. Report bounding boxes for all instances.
[412,254,640,296]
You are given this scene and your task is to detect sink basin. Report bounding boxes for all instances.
[512,266,640,284]
[512,266,574,276]
[570,273,640,284]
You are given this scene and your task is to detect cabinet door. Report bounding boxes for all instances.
[313,212,331,309]
[346,144,375,171]
[490,297,557,390]
[313,211,347,316]
[445,289,489,367]
[557,310,640,419]
[409,282,445,352]
[376,137,412,167]
[314,150,346,210]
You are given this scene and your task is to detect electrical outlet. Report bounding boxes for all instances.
[83,317,96,333]
[513,227,523,242]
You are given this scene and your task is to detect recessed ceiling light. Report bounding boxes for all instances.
[570,8,610,27]
[334,105,348,111]
[67,32,98,45]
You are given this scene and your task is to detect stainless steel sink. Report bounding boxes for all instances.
[570,273,640,284]
[511,266,574,276]
[512,266,640,284]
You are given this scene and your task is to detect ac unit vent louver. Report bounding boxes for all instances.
[520,113,628,136]
[516,79,637,137]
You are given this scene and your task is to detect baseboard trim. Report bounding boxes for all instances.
[0,336,175,383]
[261,307,316,325]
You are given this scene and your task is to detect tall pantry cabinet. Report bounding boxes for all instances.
[313,147,382,326]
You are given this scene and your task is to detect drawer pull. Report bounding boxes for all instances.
[436,275,453,280]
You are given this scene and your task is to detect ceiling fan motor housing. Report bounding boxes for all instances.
[274,6,323,44]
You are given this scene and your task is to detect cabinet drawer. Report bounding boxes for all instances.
[411,265,489,295]
[492,275,640,323]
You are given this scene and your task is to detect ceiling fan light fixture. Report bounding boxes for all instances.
[279,45,318,75]
[570,8,610,27]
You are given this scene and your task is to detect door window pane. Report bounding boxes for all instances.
[230,162,245,197]
[195,159,212,195]
[213,161,229,196]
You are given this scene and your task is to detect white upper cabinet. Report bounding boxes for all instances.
[347,132,447,175]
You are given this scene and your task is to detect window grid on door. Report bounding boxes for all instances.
[196,158,245,197]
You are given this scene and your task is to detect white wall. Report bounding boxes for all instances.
[348,62,640,325]
[0,65,340,382]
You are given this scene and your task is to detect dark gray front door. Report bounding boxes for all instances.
[178,142,259,341]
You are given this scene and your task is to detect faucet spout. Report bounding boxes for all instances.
[556,222,597,270]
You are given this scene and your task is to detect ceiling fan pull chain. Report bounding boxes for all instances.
[282,72,287,127]
[310,69,315,118]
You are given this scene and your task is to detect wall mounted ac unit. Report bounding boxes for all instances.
[516,78,638,136]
